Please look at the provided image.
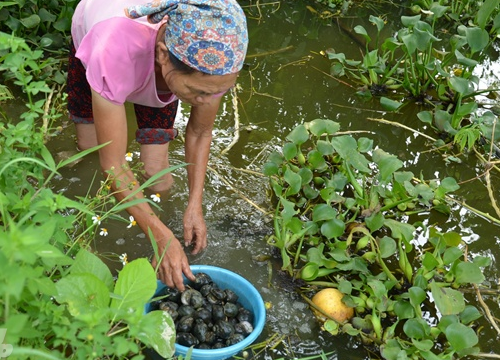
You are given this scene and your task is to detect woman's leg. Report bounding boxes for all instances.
[67,41,97,150]
[134,101,179,192]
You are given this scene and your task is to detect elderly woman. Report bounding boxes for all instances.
[67,0,248,290]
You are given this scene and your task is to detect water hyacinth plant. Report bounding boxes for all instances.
[263,119,490,359]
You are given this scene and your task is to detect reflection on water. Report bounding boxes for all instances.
[28,0,500,358]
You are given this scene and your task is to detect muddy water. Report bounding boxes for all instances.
[40,0,500,358]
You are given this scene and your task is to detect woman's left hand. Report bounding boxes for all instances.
[183,205,208,254]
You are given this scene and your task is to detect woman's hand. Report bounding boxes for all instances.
[183,205,208,254]
[151,229,195,291]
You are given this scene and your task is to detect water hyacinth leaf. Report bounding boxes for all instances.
[357,137,373,153]
[284,167,302,196]
[307,149,327,171]
[331,136,371,172]
[354,25,371,43]
[283,142,297,161]
[445,323,478,352]
[443,246,463,264]
[435,177,460,198]
[338,279,352,294]
[403,318,430,340]
[270,178,283,197]
[476,0,500,29]
[455,49,478,67]
[422,252,439,271]
[369,15,385,32]
[286,124,309,145]
[262,161,279,176]
[368,279,386,298]
[320,187,344,203]
[380,339,406,360]
[401,15,421,27]
[312,203,337,222]
[384,219,415,243]
[449,77,475,96]
[111,258,157,311]
[280,197,298,223]
[297,167,313,183]
[443,231,462,247]
[307,119,340,136]
[380,96,403,112]
[417,110,433,125]
[460,305,482,324]
[71,249,114,291]
[316,139,335,155]
[394,300,415,319]
[379,236,396,258]
[473,255,491,267]
[55,273,110,317]
[438,315,459,333]
[365,212,384,233]
[138,311,175,358]
[411,339,434,352]
[323,320,339,335]
[300,262,319,281]
[409,287,426,309]
[303,183,319,200]
[465,27,489,54]
[430,281,465,315]
[321,218,345,239]
[372,149,403,183]
[400,32,417,54]
[454,262,485,285]
[429,3,449,18]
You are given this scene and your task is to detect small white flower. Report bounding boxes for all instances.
[92,215,101,225]
[127,216,137,229]
[100,228,108,236]
[151,193,161,203]
[125,152,133,162]
[119,253,128,266]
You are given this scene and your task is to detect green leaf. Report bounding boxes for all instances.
[365,212,384,233]
[320,218,345,239]
[417,110,433,125]
[401,15,421,27]
[71,249,114,291]
[384,219,415,242]
[55,273,110,317]
[111,258,157,312]
[455,49,478,67]
[307,149,327,171]
[307,119,340,136]
[403,318,430,339]
[372,149,403,183]
[283,142,297,161]
[460,305,482,324]
[454,262,485,285]
[412,339,434,352]
[284,167,302,196]
[445,323,478,352]
[449,77,475,96]
[357,137,373,153]
[422,252,439,271]
[137,311,176,358]
[379,236,396,259]
[464,27,489,54]
[430,281,465,315]
[312,203,337,222]
[380,97,402,111]
[301,262,319,281]
[443,247,463,265]
[316,139,335,155]
[20,14,40,29]
[443,232,462,247]
[262,161,279,176]
[286,124,309,145]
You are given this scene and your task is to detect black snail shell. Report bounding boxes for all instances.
[154,272,255,350]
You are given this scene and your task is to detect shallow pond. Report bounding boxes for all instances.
[36,0,500,358]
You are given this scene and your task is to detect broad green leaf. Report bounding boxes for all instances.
[435,177,459,198]
[417,110,433,124]
[430,281,465,315]
[368,279,386,298]
[286,124,309,145]
[438,315,459,333]
[307,149,327,171]
[366,212,384,233]
[443,231,462,247]
[284,168,302,196]
[394,301,414,319]
[301,262,319,281]
[331,136,370,173]
[316,139,335,155]
[71,249,114,291]
[380,97,402,112]
[372,149,403,183]
[454,262,485,285]
[307,119,340,136]
[443,247,463,265]
[409,287,426,308]
[455,49,478,67]
[283,142,297,161]
[384,219,415,242]
[445,323,478,352]
[379,236,396,259]
[380,339,407,360]
[354,25,371,43]
[280,197,298,223]
[369,15,385,32]
[55,273,110,317]
[460,305,482,324]
[401,32,417,54]
[412,339,433,352]
[262,161,279,176]
[20,14,40,29]
[464,27,489,54]
[312,203,337,222]
[338,279,352,294]
[449,77,475,96]
[422,252,439,271]
[137,311,176,358]
[111,258,157,311]
[320,218,345,239]
[401,15,421,27]
[403,318,430,339]
[473,255,491,268]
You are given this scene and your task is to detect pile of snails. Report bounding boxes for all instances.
[150,272,254,349]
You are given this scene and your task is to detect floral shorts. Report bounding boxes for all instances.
[66,42,179,144]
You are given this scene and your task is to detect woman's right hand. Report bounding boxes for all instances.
[151,227,195,292]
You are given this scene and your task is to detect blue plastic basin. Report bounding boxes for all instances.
[145,265,266,360]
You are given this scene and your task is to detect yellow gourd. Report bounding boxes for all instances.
[311,288,354,323]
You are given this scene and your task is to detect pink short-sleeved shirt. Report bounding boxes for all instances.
[71,0,177,107]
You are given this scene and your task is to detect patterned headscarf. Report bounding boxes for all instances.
[125,0,248,75]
